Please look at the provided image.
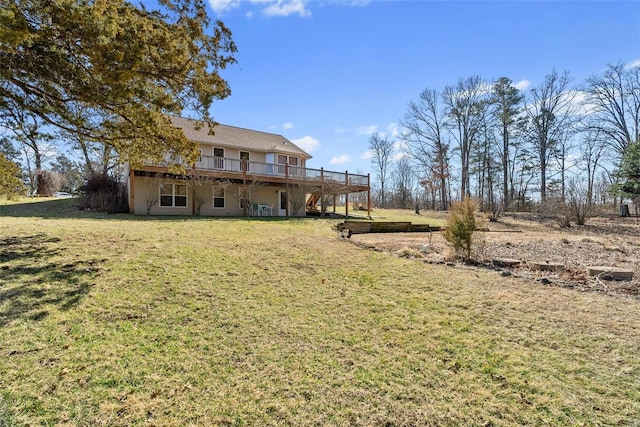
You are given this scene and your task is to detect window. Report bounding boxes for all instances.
[197,149,203,163]
[160,183,188,207]
[213,186,225,208]
[276,155,299,174]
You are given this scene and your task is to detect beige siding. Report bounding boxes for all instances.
[131,176,305,217]
[197,144,267,163]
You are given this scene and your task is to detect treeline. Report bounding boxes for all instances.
[369,64,640,219]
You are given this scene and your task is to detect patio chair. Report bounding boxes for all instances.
[261,204,273,216]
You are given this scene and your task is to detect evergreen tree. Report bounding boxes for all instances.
[0,153,26,199]
[618,141,640,198]
[491,77,524,208]
[1,0,236,168]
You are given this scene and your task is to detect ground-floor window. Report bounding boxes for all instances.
[213,186,225,208]
[160,182,188,207]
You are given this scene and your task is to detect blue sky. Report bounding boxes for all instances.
[205,0,640,175]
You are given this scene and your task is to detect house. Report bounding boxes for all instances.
[126,117,370,217]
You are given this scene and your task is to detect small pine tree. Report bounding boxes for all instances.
[443,197,486,261]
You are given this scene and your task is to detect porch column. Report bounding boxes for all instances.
[129,168,135,214]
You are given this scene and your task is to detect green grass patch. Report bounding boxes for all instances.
[1,199,639,425]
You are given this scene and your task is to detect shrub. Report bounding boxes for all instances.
[35,170,61,197]
[79,173,128,213]
[443,197,486,261]
[541,198,572,228]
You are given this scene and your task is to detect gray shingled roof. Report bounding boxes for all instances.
[171,116,311,159]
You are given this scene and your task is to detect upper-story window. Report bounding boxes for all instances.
[277,155,299,174]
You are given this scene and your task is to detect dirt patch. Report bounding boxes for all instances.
[348,215,640,299]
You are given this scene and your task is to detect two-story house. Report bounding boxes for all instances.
[126,117,370,217]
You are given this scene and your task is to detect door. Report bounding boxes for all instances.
[240,151,250,172]
[278,190,288,217]
[213,147,224,169]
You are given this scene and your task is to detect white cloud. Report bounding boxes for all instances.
[514,80,531,91]
[207,0,241,14]
[626,59,640,69]
[356,124,377,135]
[330,154,351,165]
[360,149,373,160]
[261,0,310,17]
[392,152,405,162]
[282,122,294,130]
[385,122,401,139]
[393,140,407,152]
[291,135,319,152]
[209,0,371,17]
[328,0,371,5]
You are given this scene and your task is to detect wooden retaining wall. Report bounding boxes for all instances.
[338,221,441,235]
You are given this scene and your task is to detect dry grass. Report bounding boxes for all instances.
[1,199,639,425]
[352,212,640,298]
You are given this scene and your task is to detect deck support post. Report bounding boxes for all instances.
[367,173,371,218]
[345,170,349,219]
[320,167,325,217]
[285,163,290,217]
[190,167,196,216]
[242,163,248,217]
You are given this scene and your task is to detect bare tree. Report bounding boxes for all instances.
[551,129,578,202]
[525,69,577,202]
[443,75,487,199]
[368,133,394,208]
[391,156,415,209]
[583,62,640,157]
[400,88,450,210]
[0,103,56,195]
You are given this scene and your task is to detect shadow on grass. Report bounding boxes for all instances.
[0,198,326,222]
[0,234,95,327]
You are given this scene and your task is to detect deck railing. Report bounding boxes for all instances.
[154,155,369,188]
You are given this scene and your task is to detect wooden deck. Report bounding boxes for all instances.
[135,156,370,194]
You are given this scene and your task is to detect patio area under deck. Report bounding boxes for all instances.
[131,155,371,217]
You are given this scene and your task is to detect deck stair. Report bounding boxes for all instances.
[306,193,321,210]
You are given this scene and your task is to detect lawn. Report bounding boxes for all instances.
[1,198,639,426]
